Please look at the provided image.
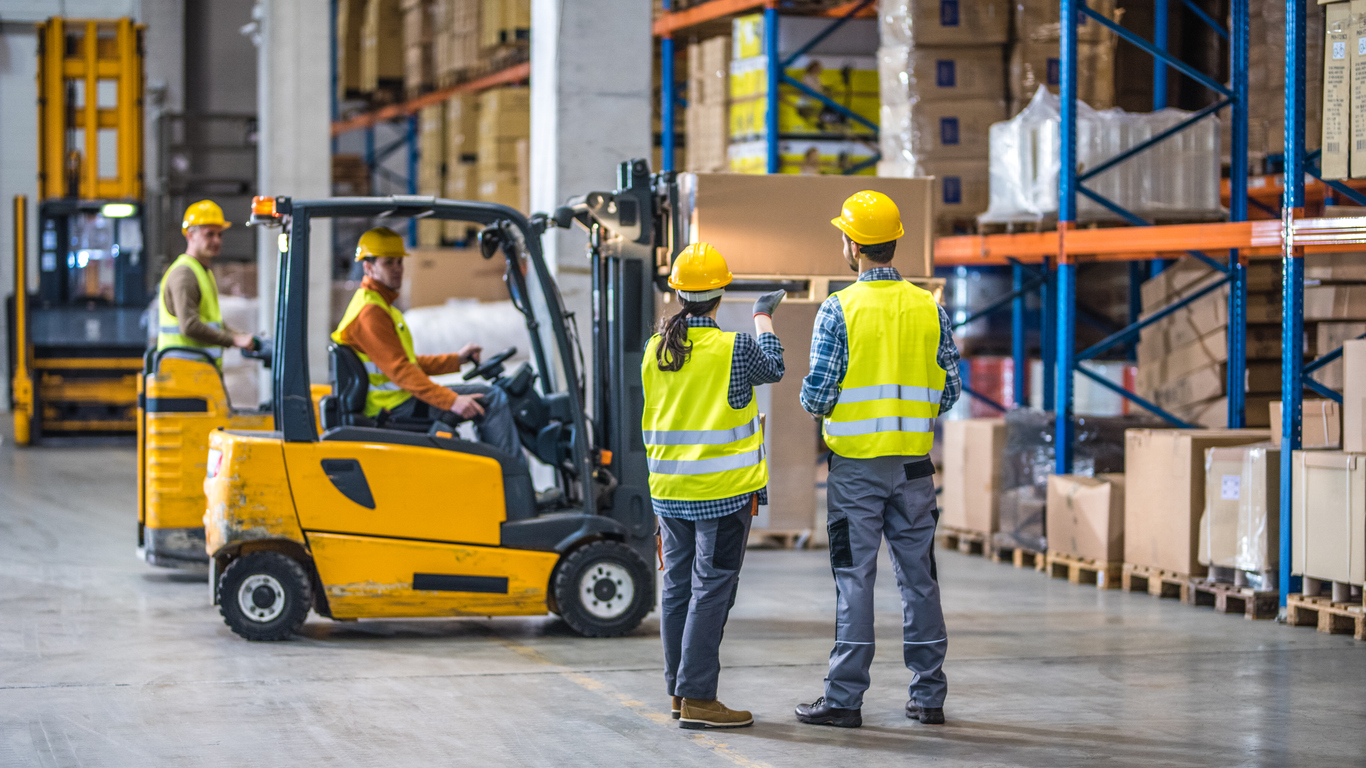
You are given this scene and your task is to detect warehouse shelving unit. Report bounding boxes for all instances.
[934,0,1366,611]
[653,0,878,173]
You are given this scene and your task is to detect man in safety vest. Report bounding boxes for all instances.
[156,200,258,364]
[794,191,962,729]
[332,227,525,468]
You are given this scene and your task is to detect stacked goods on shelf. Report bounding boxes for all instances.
[1045,473,1124,587]
[476,86,529,210]
[1122,429,1271,594]
[1008,0,1118,116]
[417,104,446,245]
[877,0,1009,233]
[332,154,371,196]
[686,36,731,174]
[1302,246,1366,391]
[727,13,881,175]
[480,0,530,53]
[982,89,1223,224]
[403,0,437,97]
[337,0,365,101]
[435,0,483,86]
[444,94,479,240]
[360,0,404,97]
[1223,0,1323,170]
[1133,257,1284,428]
[996,409,1134,556]
[939,418,1007,544]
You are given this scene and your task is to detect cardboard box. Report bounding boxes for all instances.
[762,302,822,532]
[878,98,1005,162]
[920,159,990,235]
[1123,428,1272,576]
[1046,473,1125,563]
[690,36,731,106]
[1140,288,1281,353]
[1305,251,1366,282]
[360,0,404,92]
[337,0,365,100]
[1323,1,1352,179]
[1140,259,1279,313]
[686,102,729,173]
[1351,0,1366,177]
[940,418,1007,534]
[1009,39,1115,111]
[877,0,1009,47]
[1199,444,1280,573]
[1305,284,1366,320]
[1270,399,1342,448]
[1291,450,1366,585]
[1344,339,1366,451]
[881,45,1006,104]
[1313,321,1366,389]
[400,247,509,308]
[680,173,933,278]
[1177,395,1275,429]
[1014,0,1116,43]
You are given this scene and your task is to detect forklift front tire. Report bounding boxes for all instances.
[552,540,652,638]
[218,551,313,641]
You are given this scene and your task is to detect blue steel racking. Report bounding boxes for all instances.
[655,0,879,174]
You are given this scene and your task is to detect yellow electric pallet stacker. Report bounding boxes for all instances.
[9,19,149,443]
[206,161,671,640]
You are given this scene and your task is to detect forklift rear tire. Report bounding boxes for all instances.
[218,551,313,641]
[552,540,652,638]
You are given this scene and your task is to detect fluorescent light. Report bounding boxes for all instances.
[101,203,136,218]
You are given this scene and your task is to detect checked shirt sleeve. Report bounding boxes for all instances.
[800,296,847,417]
[937,304,962,414]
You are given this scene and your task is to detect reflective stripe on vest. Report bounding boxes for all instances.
[822,279,946,459]
[640,327,768,501]
[331,288,418,417]
[156,254,225,367]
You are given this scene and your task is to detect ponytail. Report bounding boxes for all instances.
[656,296,722,372]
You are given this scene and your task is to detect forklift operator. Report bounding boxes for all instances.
[332,227,526,469]
[156,200,258,365]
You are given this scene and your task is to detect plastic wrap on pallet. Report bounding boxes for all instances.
[981,89,1223,225]
[1199,443,1280,580]
[996,409,1148,552]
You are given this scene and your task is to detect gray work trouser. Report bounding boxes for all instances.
[388,383,527,470]
[658,505,754,701]
[823,454,947,710]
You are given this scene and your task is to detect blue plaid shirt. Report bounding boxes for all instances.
[650,317,785,520]
[800,266,961,420]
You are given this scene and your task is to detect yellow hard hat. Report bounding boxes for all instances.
[182,200,231,233]
[669,242,732,293]
[354,227,409,261]
[831,190,904,245]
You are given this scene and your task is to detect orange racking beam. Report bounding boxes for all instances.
[652,0,767,36]
[934,216,1366,267]
[331,62,531,136]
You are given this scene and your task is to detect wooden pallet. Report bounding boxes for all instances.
[1121,563,1191,601]
[1285,594,1366,641]
[936,526,988,557]
[1185,578,1279,620]
[1045,552,1122,589]
[992,544,1046,572]
[747,529,812,550]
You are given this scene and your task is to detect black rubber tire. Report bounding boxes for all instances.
[217,551,313,641]
[552,540,652,637]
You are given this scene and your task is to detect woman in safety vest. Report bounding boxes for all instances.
[641,242,786,730]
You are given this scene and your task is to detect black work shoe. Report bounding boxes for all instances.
[906,701,945,724]
[795,696,862,728]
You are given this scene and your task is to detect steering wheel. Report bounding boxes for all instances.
[463,346,517,381]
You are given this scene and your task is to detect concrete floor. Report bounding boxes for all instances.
[2,438,1365,768]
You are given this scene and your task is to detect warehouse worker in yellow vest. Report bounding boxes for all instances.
[642,243,786,731]
[794,191,962,729]
[332,227,525,468]
[156,200,258,363]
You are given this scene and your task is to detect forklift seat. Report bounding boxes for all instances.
[322,343,434,433]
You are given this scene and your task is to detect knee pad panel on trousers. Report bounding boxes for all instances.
[827,517,853,568]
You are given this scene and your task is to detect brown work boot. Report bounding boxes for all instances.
[671,696,682,720]
[679,698,754,730]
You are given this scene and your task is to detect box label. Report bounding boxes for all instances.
[1335,41,1348,60]
[936,60,956,88]
[939,117,960,146]
[943,176,962,205]
[940,0,959,27]
[1221,474,1241,500]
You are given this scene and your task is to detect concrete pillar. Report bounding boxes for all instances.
[528,0,653,403]
[254,0,333,385]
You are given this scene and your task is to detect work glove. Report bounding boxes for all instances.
[753,289,786,318]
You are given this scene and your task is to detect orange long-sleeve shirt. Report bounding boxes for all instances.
[336,276,464,411]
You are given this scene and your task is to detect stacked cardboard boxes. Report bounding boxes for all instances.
[727,14,881,175]
[444,94,479,241]
[1008,0,1118,116]
[877,0,1008,234]
[402,0,437,97]
[435,0,483,84]
[686,36,731,174]
[1225,0,1323,170]
[480,0,530,50]
[416,104,446,246]
[940,418,1008,538]
[476,86,529,210]
[337,0,366,101]
[360,0,404,96]
[332,154,371,196]
[1134,257,1285,428]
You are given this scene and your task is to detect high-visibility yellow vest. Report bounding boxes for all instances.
[822,279,946,458]
[641,327,768,500]
[157,254,225,367]
[331,288,417,418]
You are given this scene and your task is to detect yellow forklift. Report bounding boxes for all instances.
[206,161,668,640]
[9,19,149,443]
